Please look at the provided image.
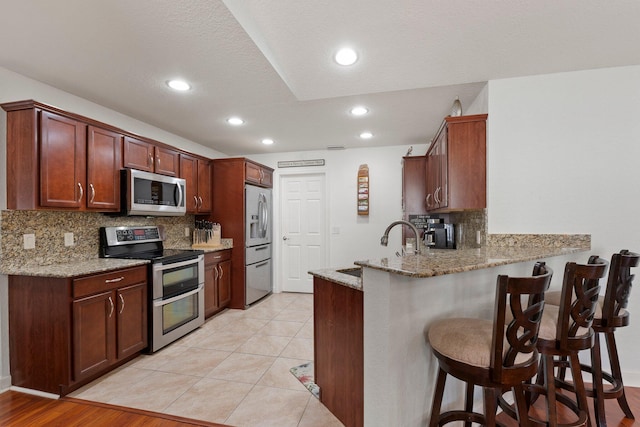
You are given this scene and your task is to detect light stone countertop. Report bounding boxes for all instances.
[0,239,234,278]
[310,244,589,291]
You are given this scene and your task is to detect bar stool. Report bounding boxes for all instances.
[500,256,608,427]
[545,250,639,426]
[428,262,552,426]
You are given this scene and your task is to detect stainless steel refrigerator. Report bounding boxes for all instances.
[245,184,272,305]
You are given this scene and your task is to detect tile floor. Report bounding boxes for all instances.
[70,292,344,427]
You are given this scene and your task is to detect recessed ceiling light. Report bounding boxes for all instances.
[350,106,369,116]
[166,79,191,91]
[262,138,274,145]
[360,131,373,139]
[227,117,244,126]
[335,47,358,66]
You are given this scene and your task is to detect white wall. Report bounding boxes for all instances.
[487,64,640,384]
[248,144,428,271]
[0,67,228,391]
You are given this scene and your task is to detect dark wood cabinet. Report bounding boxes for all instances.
[245,160,273,187]
[123,136,179,176]
[208,158,273,309]
[425,114,487,212]
[204,250,232,317]
[180,154,212,214]
[313,277,363,427]
[402,155,427,243]
[87,125,123,210]
[9,265,148,395]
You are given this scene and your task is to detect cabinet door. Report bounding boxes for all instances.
[155,146,179,177]
[116,283,148,359]
[87,126,122,211]
[217,259,232,308]
[204,259,219,318]
[39,110,87,208]
[260,168,273,188]
[245,161,262,185]
[436,130,448,209]
[180,154,199,213]
[123,136,154,172]
[197,159,212,213]
[72,290,115,381]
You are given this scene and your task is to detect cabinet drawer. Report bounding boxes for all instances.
[205,249,231,265]
[73,266,147,298]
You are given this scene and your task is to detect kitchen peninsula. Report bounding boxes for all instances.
[310,235,590,427]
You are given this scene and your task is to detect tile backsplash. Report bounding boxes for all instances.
[0,210,194,267]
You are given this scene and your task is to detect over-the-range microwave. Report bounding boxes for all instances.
[121,168,186,216]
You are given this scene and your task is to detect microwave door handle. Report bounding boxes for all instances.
[175,182,183,208]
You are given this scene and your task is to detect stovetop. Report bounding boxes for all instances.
[113,248,203,263]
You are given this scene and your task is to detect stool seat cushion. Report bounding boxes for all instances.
[428,318,532,368]
[545,291,627,320]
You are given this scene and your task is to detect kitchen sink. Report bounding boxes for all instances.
[336,267,362,278]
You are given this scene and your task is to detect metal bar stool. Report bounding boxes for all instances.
[545,250,639,426]
[428,262,552,426]
[500,256,608,427]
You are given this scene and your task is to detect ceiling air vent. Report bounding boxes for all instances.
[327,145,346,150]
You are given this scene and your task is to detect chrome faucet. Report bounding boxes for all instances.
[380,220,421,254]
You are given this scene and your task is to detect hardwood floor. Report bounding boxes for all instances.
[1,386,639,426]
[0,391,230,426]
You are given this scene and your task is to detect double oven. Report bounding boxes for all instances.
[100,226,204,352]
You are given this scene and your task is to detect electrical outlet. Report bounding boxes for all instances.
[64,232,75,247]
[185,227,191,237]
[23,234,36,250]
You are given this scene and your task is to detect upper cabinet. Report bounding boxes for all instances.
[123,136,179,177]
[245,160,273,188]
[425,114,487,213]
[3,101,123,212]
[179,153,212,214]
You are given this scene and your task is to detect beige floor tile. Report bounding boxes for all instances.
[274,309,312,323]
[296,320,314,339]
[241,305,282,320]
[256,294,298,310]
[107,370,200,412]
[225,385,311,427]
[193,330,253,352]
[225,317,269,334]
[163,377,253,423]
[207,352,276,384]
[154,347,231,377]
[236,334,292,357]
[298,395,345,427]
[280,337,314,361]
[257,357,310,391]
[258,319,305,337]
[69,366,152,402]
[127,343,190,370]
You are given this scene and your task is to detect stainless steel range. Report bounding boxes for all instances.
[99,226,204,352]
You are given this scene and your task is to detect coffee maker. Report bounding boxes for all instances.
[424,218,456,249]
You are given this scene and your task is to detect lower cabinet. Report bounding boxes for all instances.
[8,265,148,395]
[204,250,232,317]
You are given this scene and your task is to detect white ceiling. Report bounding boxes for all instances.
[1,1,639,156]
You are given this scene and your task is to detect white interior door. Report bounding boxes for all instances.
[280,173,327,293]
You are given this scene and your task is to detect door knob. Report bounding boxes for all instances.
[283,236,289,240]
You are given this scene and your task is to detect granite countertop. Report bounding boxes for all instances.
[354,246,587,278]
[0,239,234,278]
[308,266,363,290]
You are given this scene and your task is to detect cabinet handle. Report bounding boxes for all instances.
[108,296,114,318]
[148,153,153,168]
[214,265,219,280]
[105,276,125,283]
[197,196,203,208]
[119,293,125,314]
[77,182,84,202]
[89,183,95,204]
[156,156,160,168]
[218,265,223,279]
[434,187,441,204]
[193,195,198,209]
[426,194,432,208]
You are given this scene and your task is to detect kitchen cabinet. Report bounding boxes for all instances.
[180,153,212,214]
[123,135,180,177]
[204,250,232,317]
[8,265,147,395]
[2,101,122,212]
[208,157,273,309]
[402,155,427,243]
[425,114,487,212]
[245,160,273,187]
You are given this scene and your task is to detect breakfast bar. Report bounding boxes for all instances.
[310,236,590,427]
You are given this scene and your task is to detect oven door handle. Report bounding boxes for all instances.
[153,255,203,271]
[153,284,204,307]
